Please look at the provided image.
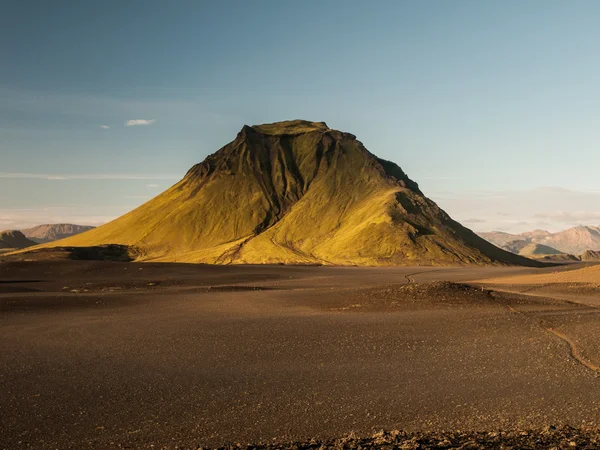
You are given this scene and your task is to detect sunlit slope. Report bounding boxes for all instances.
[519,243,565,257]
[50,120,537,266]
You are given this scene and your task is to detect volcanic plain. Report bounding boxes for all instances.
[2,260,600,449]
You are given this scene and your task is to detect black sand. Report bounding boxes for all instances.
[2,261,600,449]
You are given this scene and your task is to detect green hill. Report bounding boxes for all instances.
[37,120,539,266]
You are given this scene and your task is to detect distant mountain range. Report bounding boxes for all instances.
[0,224,94,255]
[21,224,95,243]
[479,225,600,255]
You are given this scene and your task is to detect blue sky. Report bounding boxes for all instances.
[2,0,600,232]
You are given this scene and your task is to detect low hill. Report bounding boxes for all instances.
[0,230,37,253]
[21,223,95,243]
[502,239,530,254]
[35,120,539,266]
[518,243,564,257]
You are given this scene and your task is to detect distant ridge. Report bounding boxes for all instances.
[480,225,600,255]
[33,120,539,266]
[21,224,95,243]
[581,250,600,261]
[0,230,37,253]
[518,243,564,257]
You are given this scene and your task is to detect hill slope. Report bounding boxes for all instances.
[518,243,564,257]
[21,223,95,243]
[478,231,524,248]
[0,230,37,252]
[43,120,538,266]
[580,250,600,261]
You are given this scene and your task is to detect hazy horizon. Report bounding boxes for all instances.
[3,1,600,233]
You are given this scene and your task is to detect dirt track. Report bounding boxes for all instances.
[2,261,600,449]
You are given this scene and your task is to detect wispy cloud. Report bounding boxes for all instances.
[125,119,156,127]
[0,172,179,181]
[100,125,110,129]
[146,183,160,188]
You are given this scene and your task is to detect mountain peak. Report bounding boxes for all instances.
[38,122,537,266]
[248,120,330,136]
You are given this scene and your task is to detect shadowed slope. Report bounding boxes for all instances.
[42,120,538,266]
[0,230,37,251]
[519,243,565,257]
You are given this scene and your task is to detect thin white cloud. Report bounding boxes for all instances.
[100,125,110,129]
[0,172,179,181]
[125,119,156,127]
[146,183,160,188]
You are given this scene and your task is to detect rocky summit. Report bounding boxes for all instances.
[45,120,536,266]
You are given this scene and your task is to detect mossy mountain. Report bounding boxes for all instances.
[47,120,536,266]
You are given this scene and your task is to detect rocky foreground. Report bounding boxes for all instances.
[201,428,598,450]
[4,262,600,450]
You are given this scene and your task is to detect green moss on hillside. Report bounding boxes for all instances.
[36,120,539,266]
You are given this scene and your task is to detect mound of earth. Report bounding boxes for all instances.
[21,223,95,243]
[315,281,496,312]
[0,230,36,252]
[34,120,538,266]
[378,281,493,304]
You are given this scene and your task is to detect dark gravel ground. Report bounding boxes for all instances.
[161,427,600,449]
[2,261,600,449]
